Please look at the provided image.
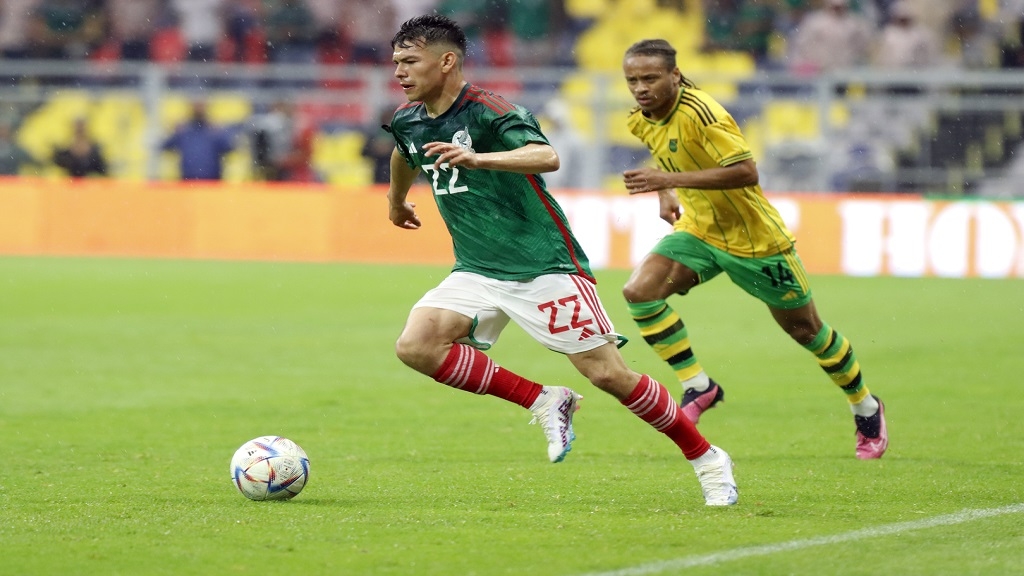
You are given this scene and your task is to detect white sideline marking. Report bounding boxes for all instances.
[579,503,1024,576]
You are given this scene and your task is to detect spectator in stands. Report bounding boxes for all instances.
[703,0,742,52]
[33,0,106,59]
[702,0,776,65]
[264,0,317,64]
[280,118,317,182]
[162,101,240,180]
[438,0,547,67]
[537,98,585,190]
[997,0,1024,68]
[775,0,813,39]
[172,0,225,63]
[506,0,565,66]
[305,0,344,61]
[787,0,874,74]
[950,4,1000,69]
[251,101,291,180]
[0,121,34,175]
[389,0,439,32]
[53,118,107,177]
[106,0,160,60]
[436,0,499,66]
[361,107,397,184]
[223,0,263,62]
[250,100,316,182]
[344,0,397,64]
[0,0,40,59]
[872,1,943,69]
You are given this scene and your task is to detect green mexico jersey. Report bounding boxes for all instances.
[389,83,593,281]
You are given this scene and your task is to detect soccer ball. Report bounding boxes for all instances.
[230,436,310,501]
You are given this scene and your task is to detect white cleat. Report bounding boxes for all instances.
[694,446,738,506]
[529,386,581,463]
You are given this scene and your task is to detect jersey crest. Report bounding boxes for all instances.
[451,127,473,151]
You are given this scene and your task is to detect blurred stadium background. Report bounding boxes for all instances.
[0,0,1022,196]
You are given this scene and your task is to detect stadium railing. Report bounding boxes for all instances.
[1,60,1023,197]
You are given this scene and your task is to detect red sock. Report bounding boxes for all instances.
[621,375,711,460]
[432,343,543,408]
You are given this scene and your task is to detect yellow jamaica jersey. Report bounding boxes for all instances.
[627,87,795,258]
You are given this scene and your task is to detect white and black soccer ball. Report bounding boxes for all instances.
[230,436,310,501]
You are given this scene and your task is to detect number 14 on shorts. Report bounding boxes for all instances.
[761,262,795,287]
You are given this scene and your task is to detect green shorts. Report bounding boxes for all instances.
[651,232,813,309]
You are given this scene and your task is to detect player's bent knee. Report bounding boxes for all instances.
[784,321,821,345]
[586,367,641,400]
[622,284,651,304]
[394,335,437,374]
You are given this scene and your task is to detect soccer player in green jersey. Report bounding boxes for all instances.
[383,14,738,505]
[619,39,888,459]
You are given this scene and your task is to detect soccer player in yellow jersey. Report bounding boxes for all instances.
[619,39,888,459]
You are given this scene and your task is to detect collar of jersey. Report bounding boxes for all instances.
[418,83,472,122]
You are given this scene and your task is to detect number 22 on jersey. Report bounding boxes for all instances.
[422,163,469,196]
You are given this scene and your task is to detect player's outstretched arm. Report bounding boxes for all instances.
[422,141,559,174]
[388,148,422,230]
[623,159,758,194]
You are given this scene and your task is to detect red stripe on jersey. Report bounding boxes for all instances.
[570,275,613,334]
[481,91,516,113]
[526,174,594,282]
[466,85,509,106]
[464,94,505,115]
[467,86,515,113]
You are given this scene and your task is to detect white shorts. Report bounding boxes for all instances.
[413,271,627,355]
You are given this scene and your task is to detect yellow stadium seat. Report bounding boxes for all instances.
[565,0,608,19]
[91,93,146,176]
[712,51,756,76]
[159,152,181,181]
[208,94,252,124]
[829,101,850,128]
[575,2,697,71]
[980,0,998,19]
[574,22,630,71]
[680,52,737,101]
[313,132,371,187]
[763,101,820,144]
[16,90,94,162]
[741,117,765,161]
[222,148,253,182]
[560,73,599,139]
[47,91,92,122]
[16,112,62,161]
[160,95,193,131]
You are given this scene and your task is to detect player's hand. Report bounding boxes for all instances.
[657,189,681,224]
[623,167,674,195]
[423,141,478,170]
[389,201,421,230]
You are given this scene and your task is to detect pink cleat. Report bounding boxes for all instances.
[855,396,888,459]
[680,379,724,424]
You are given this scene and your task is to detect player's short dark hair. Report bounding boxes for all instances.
[391,14,468,60]
[624,39,677,70]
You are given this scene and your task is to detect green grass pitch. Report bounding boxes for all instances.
[1,256,1022,575]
